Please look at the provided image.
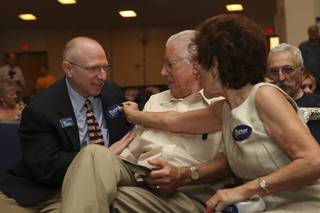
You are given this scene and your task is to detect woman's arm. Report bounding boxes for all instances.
[253,86,320,194]
[235,87,320,196]
[207,86,320,211]
[122,99,224,134]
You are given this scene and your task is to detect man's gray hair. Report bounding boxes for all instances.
[269,43,304,66]
[166,30,196,62]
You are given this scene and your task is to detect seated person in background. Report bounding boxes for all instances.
[0,37,133,213]
[124,86,146,110]
[0,79,24,122]
[268,43,320,144]
[60,30,225,213]
[122,14,320,212]
[145,85,160,95]
[135,85,162,110]
[34,64,56,93]
[124,87,140,102]
[301,71,317,94]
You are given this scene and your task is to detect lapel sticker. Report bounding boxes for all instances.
[223,205,238,213]
[232,124,252,141]
[59,117,74,128]
[107,104,121,118]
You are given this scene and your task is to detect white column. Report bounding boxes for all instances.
[274,0,317,46]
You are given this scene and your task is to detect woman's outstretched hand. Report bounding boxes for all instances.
[121,101,140,124]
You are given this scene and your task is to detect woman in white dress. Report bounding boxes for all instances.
[122,14,320,212]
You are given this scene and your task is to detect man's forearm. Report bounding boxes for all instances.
[178,155,233,187]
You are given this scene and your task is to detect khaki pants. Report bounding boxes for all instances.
[61,144,203,213]
[0,191,60,213]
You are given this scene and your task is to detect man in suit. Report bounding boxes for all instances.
[0,37,133,212]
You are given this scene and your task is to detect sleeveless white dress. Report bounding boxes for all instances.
[222,83,320,212]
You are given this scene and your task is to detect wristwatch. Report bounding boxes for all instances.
[258,178,270,194]
[190,166,200,180]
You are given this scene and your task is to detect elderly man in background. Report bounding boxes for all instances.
[60,30,226,213]
[268,43,320,144]
[0,37,133,212]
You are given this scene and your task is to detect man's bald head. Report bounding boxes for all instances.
[62,36,109,97]
[63,37,106,63]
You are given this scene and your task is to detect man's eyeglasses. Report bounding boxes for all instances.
[162,57,189,71]
[269,65,301,76]
[67,61,112,73]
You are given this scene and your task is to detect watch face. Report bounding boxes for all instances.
[191,167,199,180]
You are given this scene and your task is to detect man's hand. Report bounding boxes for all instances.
[144,159,188,193]
[109,130,135,154]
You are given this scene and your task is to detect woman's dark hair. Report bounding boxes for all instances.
[194,14,267,89]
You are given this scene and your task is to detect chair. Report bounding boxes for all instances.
[0,122,22,174]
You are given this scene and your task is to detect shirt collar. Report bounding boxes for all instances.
[169,89,208,103]
[65,78,94,113]
[169,89,223,105]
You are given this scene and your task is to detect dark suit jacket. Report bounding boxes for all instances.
[0,79,132,206]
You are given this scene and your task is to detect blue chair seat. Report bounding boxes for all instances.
[0,122,21,174]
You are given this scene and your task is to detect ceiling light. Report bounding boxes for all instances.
[57,0,77,5]
[18,14,37,21]
[119,10,137,18]
[226,4,244,12]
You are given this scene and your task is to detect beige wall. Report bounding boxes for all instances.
[275,0,317,46]
[0,26,186,87]
[0,14,274,88]
[46,29,112,79]
[0,29,47,65]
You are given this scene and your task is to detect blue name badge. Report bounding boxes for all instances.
[59,117,75,128]
[107,104,121,118]
[232,124,252,142]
